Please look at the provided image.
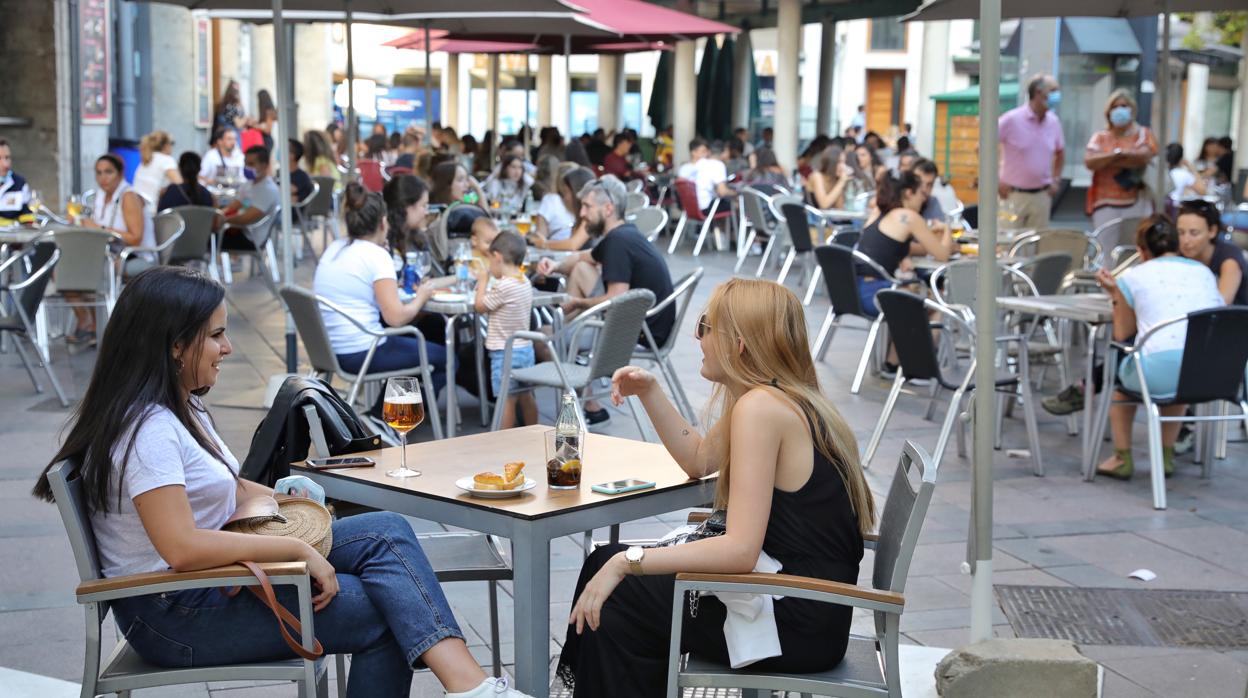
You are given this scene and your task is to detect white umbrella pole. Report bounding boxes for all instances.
[424,21,433,135]
[970,0,1002,644]
[524,53,532,155]
[273,0,297,372]
[565,34,572,135]
[345,0,356,174]
[1157,6,1171,195]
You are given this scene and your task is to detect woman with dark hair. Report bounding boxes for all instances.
[1177,199,1245,305]
[314,183,448,397]
[1094,215,1224,480]
[157,152,216,210]
[564,139,592,168]
[1165,142,1207,206]
[429,161,484,208]
[855,172,954,315]
[213,80,246,135]
[32,266,531,698]
[805,146,851,210]
[481,153,532,212]
[530,164,595,251]
[383,174,433,260]
[796,135,830,180]
[743,146,788,191]
[457,134,478,174]
[852,142,886,186]
[303,130,340,185]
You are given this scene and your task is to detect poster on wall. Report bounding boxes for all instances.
[79,0,111,124]
[193,17,213,128]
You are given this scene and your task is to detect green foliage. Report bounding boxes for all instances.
[1175,12,1246,48]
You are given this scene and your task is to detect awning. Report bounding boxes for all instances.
[1062,18,1142,55]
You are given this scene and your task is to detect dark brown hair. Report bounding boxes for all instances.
[342,181,387,239]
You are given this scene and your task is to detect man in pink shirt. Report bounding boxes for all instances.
[998,74,1066,229]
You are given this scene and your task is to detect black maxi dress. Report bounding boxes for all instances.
[556,443,865,697]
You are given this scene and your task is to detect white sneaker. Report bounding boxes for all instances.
[446,676,536,698]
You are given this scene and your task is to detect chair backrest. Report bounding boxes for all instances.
[44,460,105,585]
[11,242,60,326]
[871,441,937,643]
[1010,228,1099,268]
[930,258,980,308]
[152,211,185,264]
[673,178,705,221]
[648,268,703,353]
[627,206,669,243]
[1172,307,1248,404]
[293,180,321,213]
[740,187,775,235]
[624,191,648,213]
[357,159,385,193]
[780,202,815,253]
[247,204,281,248]
[876,289,943,381]
[279,285,342,376]
[1014,251,1073,296]
[831,229,861,248]
[814,244,867,318]
[50,227,116,294]
[625,178,645,194]
[166,206,218,264]
[1091,216,1144,266]
[307,176,336,217]
[587,288,656,381]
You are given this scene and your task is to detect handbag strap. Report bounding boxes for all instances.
[227,560,325,661]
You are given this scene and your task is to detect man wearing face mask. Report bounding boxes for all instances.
[997,74,1065,229]
[1085,89,1159,230]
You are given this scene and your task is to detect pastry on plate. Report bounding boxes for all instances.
[473,461,526,490]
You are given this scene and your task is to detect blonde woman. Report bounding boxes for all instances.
[133,130,182,207]
[556,278,875,697]
[1085,88,1158,229]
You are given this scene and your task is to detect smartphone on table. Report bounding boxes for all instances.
[305,456,376,470]
[591,479,656,495]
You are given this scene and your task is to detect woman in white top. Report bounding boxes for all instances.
[1095,215,1225,480]
[133,130,182,208]
[32,266,532,698]
[313,182,448,407]
[481,154,532,213]
[1165,143,1206,206]
[71,154,157,343]
[529,163,595,252]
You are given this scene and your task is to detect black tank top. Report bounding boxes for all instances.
[857,217,909,278]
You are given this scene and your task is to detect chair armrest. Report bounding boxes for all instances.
[863,532,879,550]
[75,561,309,603]
[675,572,904,613]
[850,249,897,283]
[686,510,712,524]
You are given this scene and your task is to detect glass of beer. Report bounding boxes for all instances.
[67,195,84,223]
[383,377,425,478]
[514,213,532,236]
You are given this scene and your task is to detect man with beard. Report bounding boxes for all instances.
[534,175,675,423]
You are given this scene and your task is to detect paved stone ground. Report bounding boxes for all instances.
[3,229,1248,697]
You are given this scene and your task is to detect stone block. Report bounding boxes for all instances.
[935,638,1098,698]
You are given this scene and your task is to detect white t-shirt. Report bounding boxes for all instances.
[678,158,728,210]
[236,177,280,246]
[133,152,178,210]
[538,192,575,241]
[1118,256,1224,358]
[200,146,245,182]
[1168,167,1197,203]
[92,405,239,578]
[314,237,397,355]
[91,182,157,261]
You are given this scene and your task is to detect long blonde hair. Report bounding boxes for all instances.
[703,278,875,535]
[139,130,173,165]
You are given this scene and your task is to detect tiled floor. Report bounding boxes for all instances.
[4,226,1248,697]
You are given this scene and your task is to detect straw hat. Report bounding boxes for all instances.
[224,495,333,557]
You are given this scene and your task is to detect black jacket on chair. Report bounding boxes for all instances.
[241,376,382,486]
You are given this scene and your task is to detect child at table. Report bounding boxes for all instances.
[469,215,500,276]
[474,231,537,429]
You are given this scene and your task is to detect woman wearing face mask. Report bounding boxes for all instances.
[1085,89,1158,230]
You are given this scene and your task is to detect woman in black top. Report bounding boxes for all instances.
[1177,199,1246,306]
[157,152,217,211]
[856,171,955,315]
[557,278,876,697]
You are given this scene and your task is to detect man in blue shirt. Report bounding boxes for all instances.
[0,138,33,220]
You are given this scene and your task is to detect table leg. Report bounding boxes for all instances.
[1080,324,1098,476]
[511,524,553,697]
[474,312,489,426]
[445,315,458,438]
[1085,328,1116,482]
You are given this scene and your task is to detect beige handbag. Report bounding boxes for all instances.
[222,494,333,660]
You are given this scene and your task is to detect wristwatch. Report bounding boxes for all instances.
[625,546,645,575]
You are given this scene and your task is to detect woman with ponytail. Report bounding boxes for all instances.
[133,130,181,207]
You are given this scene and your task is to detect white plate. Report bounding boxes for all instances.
[455,476,537,498]
[432,292,468,303]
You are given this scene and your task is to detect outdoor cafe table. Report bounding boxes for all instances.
[423,290,568,438]
[0,228,44,246]
[290,425,717,697]
[996,293,1114,478]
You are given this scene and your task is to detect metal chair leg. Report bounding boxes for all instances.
[863,372,905,468]
[776,247,797,285]
[488,580,502,677]
[10,333,42,393]
[1019,380,1045,476]
[734,229,756,273]
[934,387,968,471]
[851,317,883,395]
[924,384,942,421]
[667,212,687,254]
[1146,402,1167,510]
[812,310,836,362]
[803,260,822,306]
[994,392,1006,450]
[334,654,347,698]
[692,215,715,257]
[755,233,777,278]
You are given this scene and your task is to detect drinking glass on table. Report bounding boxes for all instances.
[66,195,84,223]
[514,213,532,237]
[383,377,425,478]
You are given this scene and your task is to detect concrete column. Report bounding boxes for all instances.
[774,0,800,171]
[815,19,836,137]
[673,40,697,166]
[294,24,332,137]
[116,1,138,140]
[732,30,753,133]
[537,54,553,128]
[147,4,199,151]
[445,52,460,132]
[1017,19,1059,106]
[916,20,952,157]
[597,54,624,133]
[1237,25,1248,174]
[1182,62,1209,164]
[488,54,500,157]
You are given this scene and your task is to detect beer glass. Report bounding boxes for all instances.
[514,213,532,236]
[383,377,425,478]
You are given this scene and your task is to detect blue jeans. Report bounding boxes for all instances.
[857,278,893,317]
[337,335,447,396]
[110,512,463,698]
[489,344,535,394]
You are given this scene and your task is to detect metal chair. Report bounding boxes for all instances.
[491,289,656,434]
[863,290,1045,476]
[810,244,897,395]
[666,440,937,698]
[46,227,120,344]
[1012,251,1074,296]
[625,178,646,194]
[292,180,322,261]
[118,211,186,279]
[356,159,386,193]
[220,205,282,302]
[1088,307,1248,510]
[736,187,780,274]
[775,203,825,303]
[0,241,68,406]
[1090,216,1145,268]
[1008,228,1100,271]
[627,206,670,243]
[166,205,222,281]
[668,178,732,256]
[307,175,341,249]
[624,190,648,214]
[45,460,332,698]
[280,285,445,439]
[633,269,704,424]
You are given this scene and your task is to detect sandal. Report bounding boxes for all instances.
[1098,449,1134,480]
[67,328,97,346]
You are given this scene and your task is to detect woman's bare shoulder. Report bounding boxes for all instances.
[735,387,805,426]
